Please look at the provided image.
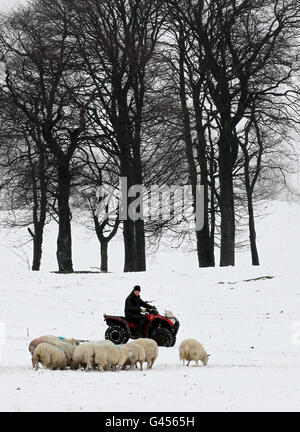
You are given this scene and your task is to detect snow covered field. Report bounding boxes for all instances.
[0,200,300,412]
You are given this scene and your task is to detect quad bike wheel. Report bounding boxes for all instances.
[150,327,174,347]
[170,336,176,347]
[105,325,129,345]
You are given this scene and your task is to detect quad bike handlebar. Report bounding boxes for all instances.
[141,306,159,315]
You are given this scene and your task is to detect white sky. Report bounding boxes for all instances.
[0,0,27,11]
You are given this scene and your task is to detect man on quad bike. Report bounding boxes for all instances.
[104,291,179,346]
[124,285,154,338]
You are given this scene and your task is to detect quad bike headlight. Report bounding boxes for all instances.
[164,310,178,325]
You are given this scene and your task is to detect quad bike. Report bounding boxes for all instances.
[103,307,180,347]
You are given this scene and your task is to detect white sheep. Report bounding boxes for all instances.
[71,341,118,371]
[123,342,146,371]
[71,342,95,371]
[28,336,77,367]
[28,335,78,354]
[93,344,108,372]
[116,344,130,369]
[97,343,129,370]
[179,338,210,366]
[32,343,66,370]
[28,337,44,355]
[44,340,75,367]
[92,340,124,370]
[99,343,124,371]
[93,340,114,346]
[134,338,158,369]
[43,335,79,345]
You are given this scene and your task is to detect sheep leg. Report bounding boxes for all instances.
[86,359,94,371]
[32,354,39,370]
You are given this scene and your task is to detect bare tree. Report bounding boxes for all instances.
[0,92,55,271]
[68,0,165,272]
[75,145,120,272]
[167,0,300,266]
[0,0,88,272]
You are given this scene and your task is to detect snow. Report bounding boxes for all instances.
[0,200,300,412]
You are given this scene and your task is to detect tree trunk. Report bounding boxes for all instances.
[240,122,260,266]
[243,156,260,266]
[32,227,43,271]
[119,143,144,272]
[248,196,260,266]
[193,90,215,267]
[56,163,73,273]
[208,131,216,267]
[120,172,138,272]
[132,139,146,272]
[218,133,235,267]
[29,143,47,272]
[123,219,137,272]
[28,225,44,271]
[117,94,139,273]
[135,219,146,271]
[178,39,214,267]
[93,211,120,273]
[100,241,108,272]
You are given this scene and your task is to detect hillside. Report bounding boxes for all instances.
[0,200,299,412]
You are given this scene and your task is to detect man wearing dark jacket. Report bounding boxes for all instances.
[124,285,153,337]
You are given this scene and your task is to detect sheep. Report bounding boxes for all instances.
[41,339,75,367]
[179,338,210,366]
[116,344,130,369]
[28,337,44,355]
[28,336,76,367]
[43,335,80,345]
[90,340,116,370]
[71,342,95,371]
[92,342,129,371]
[69,340,117,371]
[93,344,108,372]
[53,341,76,367]
[134,338,158,369]
[93,339,114,346]
[123,342,146,371]
[28,335,78,354]
[32,343,66,370]
[98,343,124,371]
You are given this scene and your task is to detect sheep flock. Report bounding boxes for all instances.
[29,335,209,372]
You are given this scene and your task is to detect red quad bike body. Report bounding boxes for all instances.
[103,309,180,347]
